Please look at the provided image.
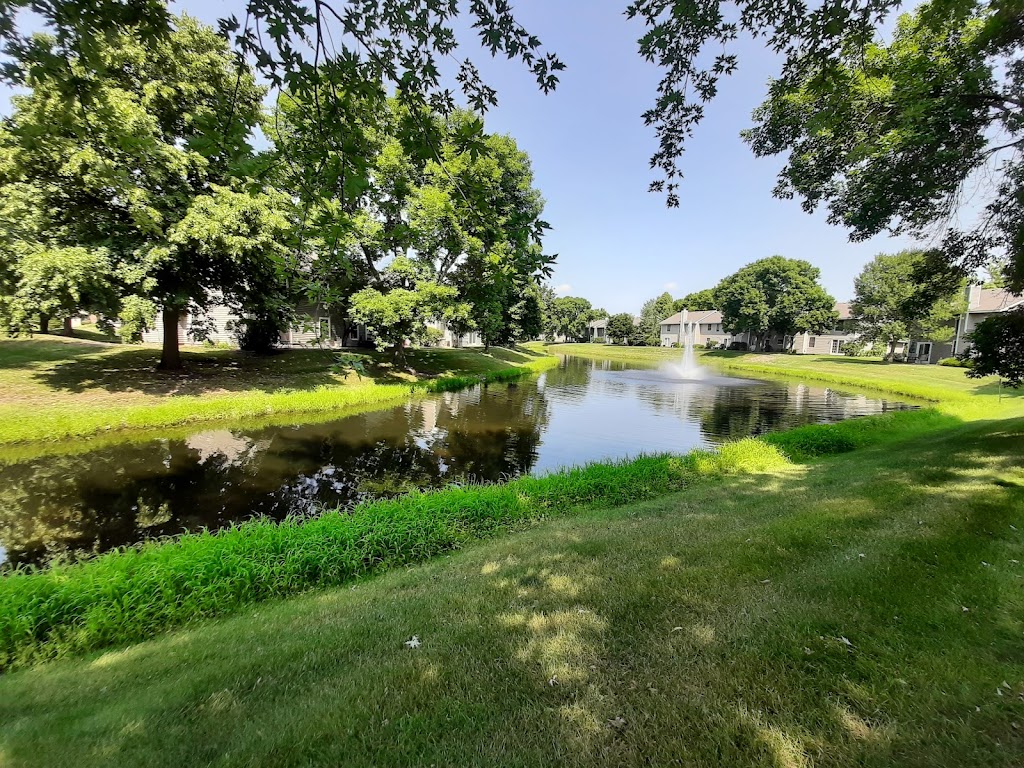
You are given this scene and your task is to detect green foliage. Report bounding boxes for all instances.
[938,357,973,368]
[0,452,698,669]
[639,291,676,345]
[713,256,836,348]
[330,353,367,379]
[964,306,1024,387]
[349,257,471,360]
[0,246,118,334]
[606,312,637,344]
[545,296,597,342]
[115,296,157,343]
[674,289,716,311]
[851,251,967,359]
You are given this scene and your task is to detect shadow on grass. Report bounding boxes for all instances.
[22,344,538,398]
[2,420,1023,766]
[0,339,106,370]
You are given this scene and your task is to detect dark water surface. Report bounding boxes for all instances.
[0,356,916,568]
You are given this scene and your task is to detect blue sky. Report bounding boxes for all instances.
[2,0,915,313]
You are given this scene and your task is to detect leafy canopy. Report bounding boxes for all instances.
[851,252,967,358]
[714,256,837,343]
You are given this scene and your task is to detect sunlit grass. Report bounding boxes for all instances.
[1,418,1022,766]
[0,337,558,444]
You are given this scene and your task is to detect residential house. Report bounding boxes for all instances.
[660,303,858,354]
[659,309,748,348]
[587,317,610,343]
[791,302,860,356]
[949,285,1023,359]
[141,299,481,349]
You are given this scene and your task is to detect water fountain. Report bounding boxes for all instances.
[669,308,707,380]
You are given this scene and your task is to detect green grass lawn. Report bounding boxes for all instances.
[3,343,1024,766]
[1,418,1022,766]
[0,336,555,444]
[551,343,1017,415]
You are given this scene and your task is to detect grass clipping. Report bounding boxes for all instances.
[0,437,789,671]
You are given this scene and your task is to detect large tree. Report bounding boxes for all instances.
[627,0,1024,292]
[714,256,837,351]
[852,252,967,361]
[0,15,267,368]
[546,297,598,343]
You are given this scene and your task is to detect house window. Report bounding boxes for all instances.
[831,339,842,354]
[808,336,816,348]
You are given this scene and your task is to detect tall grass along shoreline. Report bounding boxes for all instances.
[0,411,944,672]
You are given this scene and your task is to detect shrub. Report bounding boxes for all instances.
[235,317,283,353]
[938,357,972,368]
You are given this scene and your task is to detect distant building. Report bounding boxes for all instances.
[586,316,609,343]
[658,309,745,348]
[140,299,482,349]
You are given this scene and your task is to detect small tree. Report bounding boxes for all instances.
[964,308,1024,387]
[349,257,471,365]
[639,291,676,345]
[2,246,118,335]
[851,251,966,361]
[607,313,636,344]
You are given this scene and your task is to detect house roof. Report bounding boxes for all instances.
[971,287,1023,312]
[660,303,851,326]
[587,317,607,328]
[659,309,722,326]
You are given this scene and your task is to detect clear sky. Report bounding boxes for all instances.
[2,0,916,313]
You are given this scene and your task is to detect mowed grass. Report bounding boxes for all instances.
[551,343,1019,415]
[1,419,1022,766]
[0,336,556,444]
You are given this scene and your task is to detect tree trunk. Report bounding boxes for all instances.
[158,308,183,370]
[39,314,50,334]
[885,339,897,362]
[390,340,406,368]
[62,317,74,336]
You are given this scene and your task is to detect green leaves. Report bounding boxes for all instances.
[714,256,837,341]
[851,251,966,353]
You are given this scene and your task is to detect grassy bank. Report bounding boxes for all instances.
[0,337,557,445]
[1,416,1022,766]
[0,440,786,671]
[551,343,1018,416]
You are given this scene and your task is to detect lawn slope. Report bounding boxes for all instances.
[0,337,556,444]
[1,419,1022,767]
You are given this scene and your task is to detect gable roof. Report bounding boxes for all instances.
[659,309,722,326]
[661,302,851,326]
[971,287,1023,312]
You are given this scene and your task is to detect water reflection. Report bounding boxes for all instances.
[0,356,913,568]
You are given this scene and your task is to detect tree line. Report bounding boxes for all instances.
[0,16,554,369]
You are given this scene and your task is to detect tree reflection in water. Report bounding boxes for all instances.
[0,358,912,568]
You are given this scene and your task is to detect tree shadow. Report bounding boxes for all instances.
[3,419,1024,765]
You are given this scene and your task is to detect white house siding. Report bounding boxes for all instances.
[140,301,242,346]
[426,318,484,348]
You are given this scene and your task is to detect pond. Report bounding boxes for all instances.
[0,355,917,569]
